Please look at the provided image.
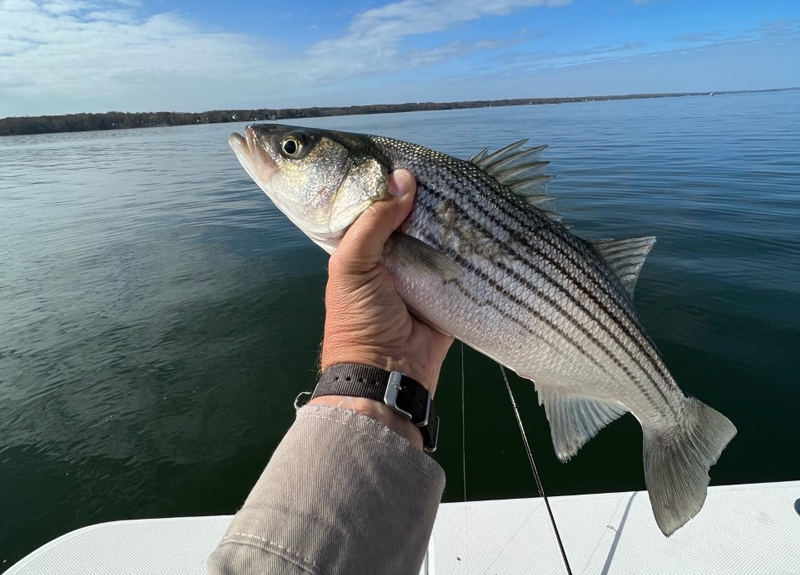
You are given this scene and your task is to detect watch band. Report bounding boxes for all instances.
[312,363,439,453]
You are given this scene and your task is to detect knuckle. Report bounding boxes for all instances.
[328,251,345,272]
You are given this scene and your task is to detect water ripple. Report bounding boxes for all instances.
[1,91,799,568]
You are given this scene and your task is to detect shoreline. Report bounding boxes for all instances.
[1,87,796,137]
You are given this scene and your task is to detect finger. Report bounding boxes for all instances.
[334,170,417,269]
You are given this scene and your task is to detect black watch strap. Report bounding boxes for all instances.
[312,363,439,453]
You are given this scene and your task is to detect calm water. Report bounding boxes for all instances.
[1,92,799,568]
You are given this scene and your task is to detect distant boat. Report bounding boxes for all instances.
[710,92,715,96]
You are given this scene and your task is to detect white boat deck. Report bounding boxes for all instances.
[7,481,800,574]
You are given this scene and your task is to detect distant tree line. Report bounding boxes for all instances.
[0,89,792,137]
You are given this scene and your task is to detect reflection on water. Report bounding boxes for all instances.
[1,91,799,568]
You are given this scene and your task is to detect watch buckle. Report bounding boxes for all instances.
[383,371,431,427]
[383,370,436,453]
[384,371,413,420]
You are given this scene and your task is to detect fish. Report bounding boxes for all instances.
[228,124,736,536]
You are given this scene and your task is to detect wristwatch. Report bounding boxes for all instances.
[312,363,440,453]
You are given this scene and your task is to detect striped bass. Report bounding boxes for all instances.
[228,124,736,536]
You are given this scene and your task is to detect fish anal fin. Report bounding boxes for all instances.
[537,386,628,462]
[588,236,657,298]
[384,232,462,281]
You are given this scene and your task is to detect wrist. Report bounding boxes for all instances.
[320,347,439,397]
[307,395,424,450]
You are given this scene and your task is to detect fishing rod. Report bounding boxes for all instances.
[461,343,468,502]
[460,342,469,572]
[499,365,574,575]
[459,347,572,575]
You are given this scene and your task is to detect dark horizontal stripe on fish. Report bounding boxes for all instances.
[416,174,676,391]
[449,274,569,363]
[414,182,677,415]
[452,168,674,385]
[416,160,666,357]
[416,230,615,381]
[484,181,670,371]
[414,228,663,406]
[415,183,675,414]
[431,165,664,363]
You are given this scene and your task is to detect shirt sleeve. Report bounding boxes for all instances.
[208,404,446,575]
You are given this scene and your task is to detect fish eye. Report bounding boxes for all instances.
[281,135,303,158]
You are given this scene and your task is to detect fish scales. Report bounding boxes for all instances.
[410,189,677,417]
[385,141,678,417]
[228,124,737,536]
[415,161,667,387]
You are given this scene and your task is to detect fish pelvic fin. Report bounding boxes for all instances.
[537,386,628,462]
[643,397,737,536]
[588,236,657,298]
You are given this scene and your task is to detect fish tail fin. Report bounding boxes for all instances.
[643,397,736,536]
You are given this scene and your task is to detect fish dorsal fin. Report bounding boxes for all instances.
[536,385,628,462]
[469,140,559,221]
[588,236,657,297]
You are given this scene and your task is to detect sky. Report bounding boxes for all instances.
[0,0,798,117]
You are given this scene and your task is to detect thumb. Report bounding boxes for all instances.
[334,169,417,269]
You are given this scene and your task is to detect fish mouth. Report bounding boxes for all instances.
[228,126,340,251]
[228,125,277,185]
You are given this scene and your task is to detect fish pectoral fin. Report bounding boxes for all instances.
[643,397,736,536]
[386,232,462,281]
[536,386,628,462]
[587,236,657,298]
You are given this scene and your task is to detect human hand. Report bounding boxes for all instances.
[310,170,454,447]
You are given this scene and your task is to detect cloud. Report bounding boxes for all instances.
[440,21,800,99]
[486,41,645,70]
[1,1,273,107]
[398,34,799,103]
[0,0,571,116]
[302,0,570,82]
[672,32,722,43]
[563,42,645,57]
[0,2,796,117]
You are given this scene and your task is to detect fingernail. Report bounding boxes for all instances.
[389,170,413,197]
